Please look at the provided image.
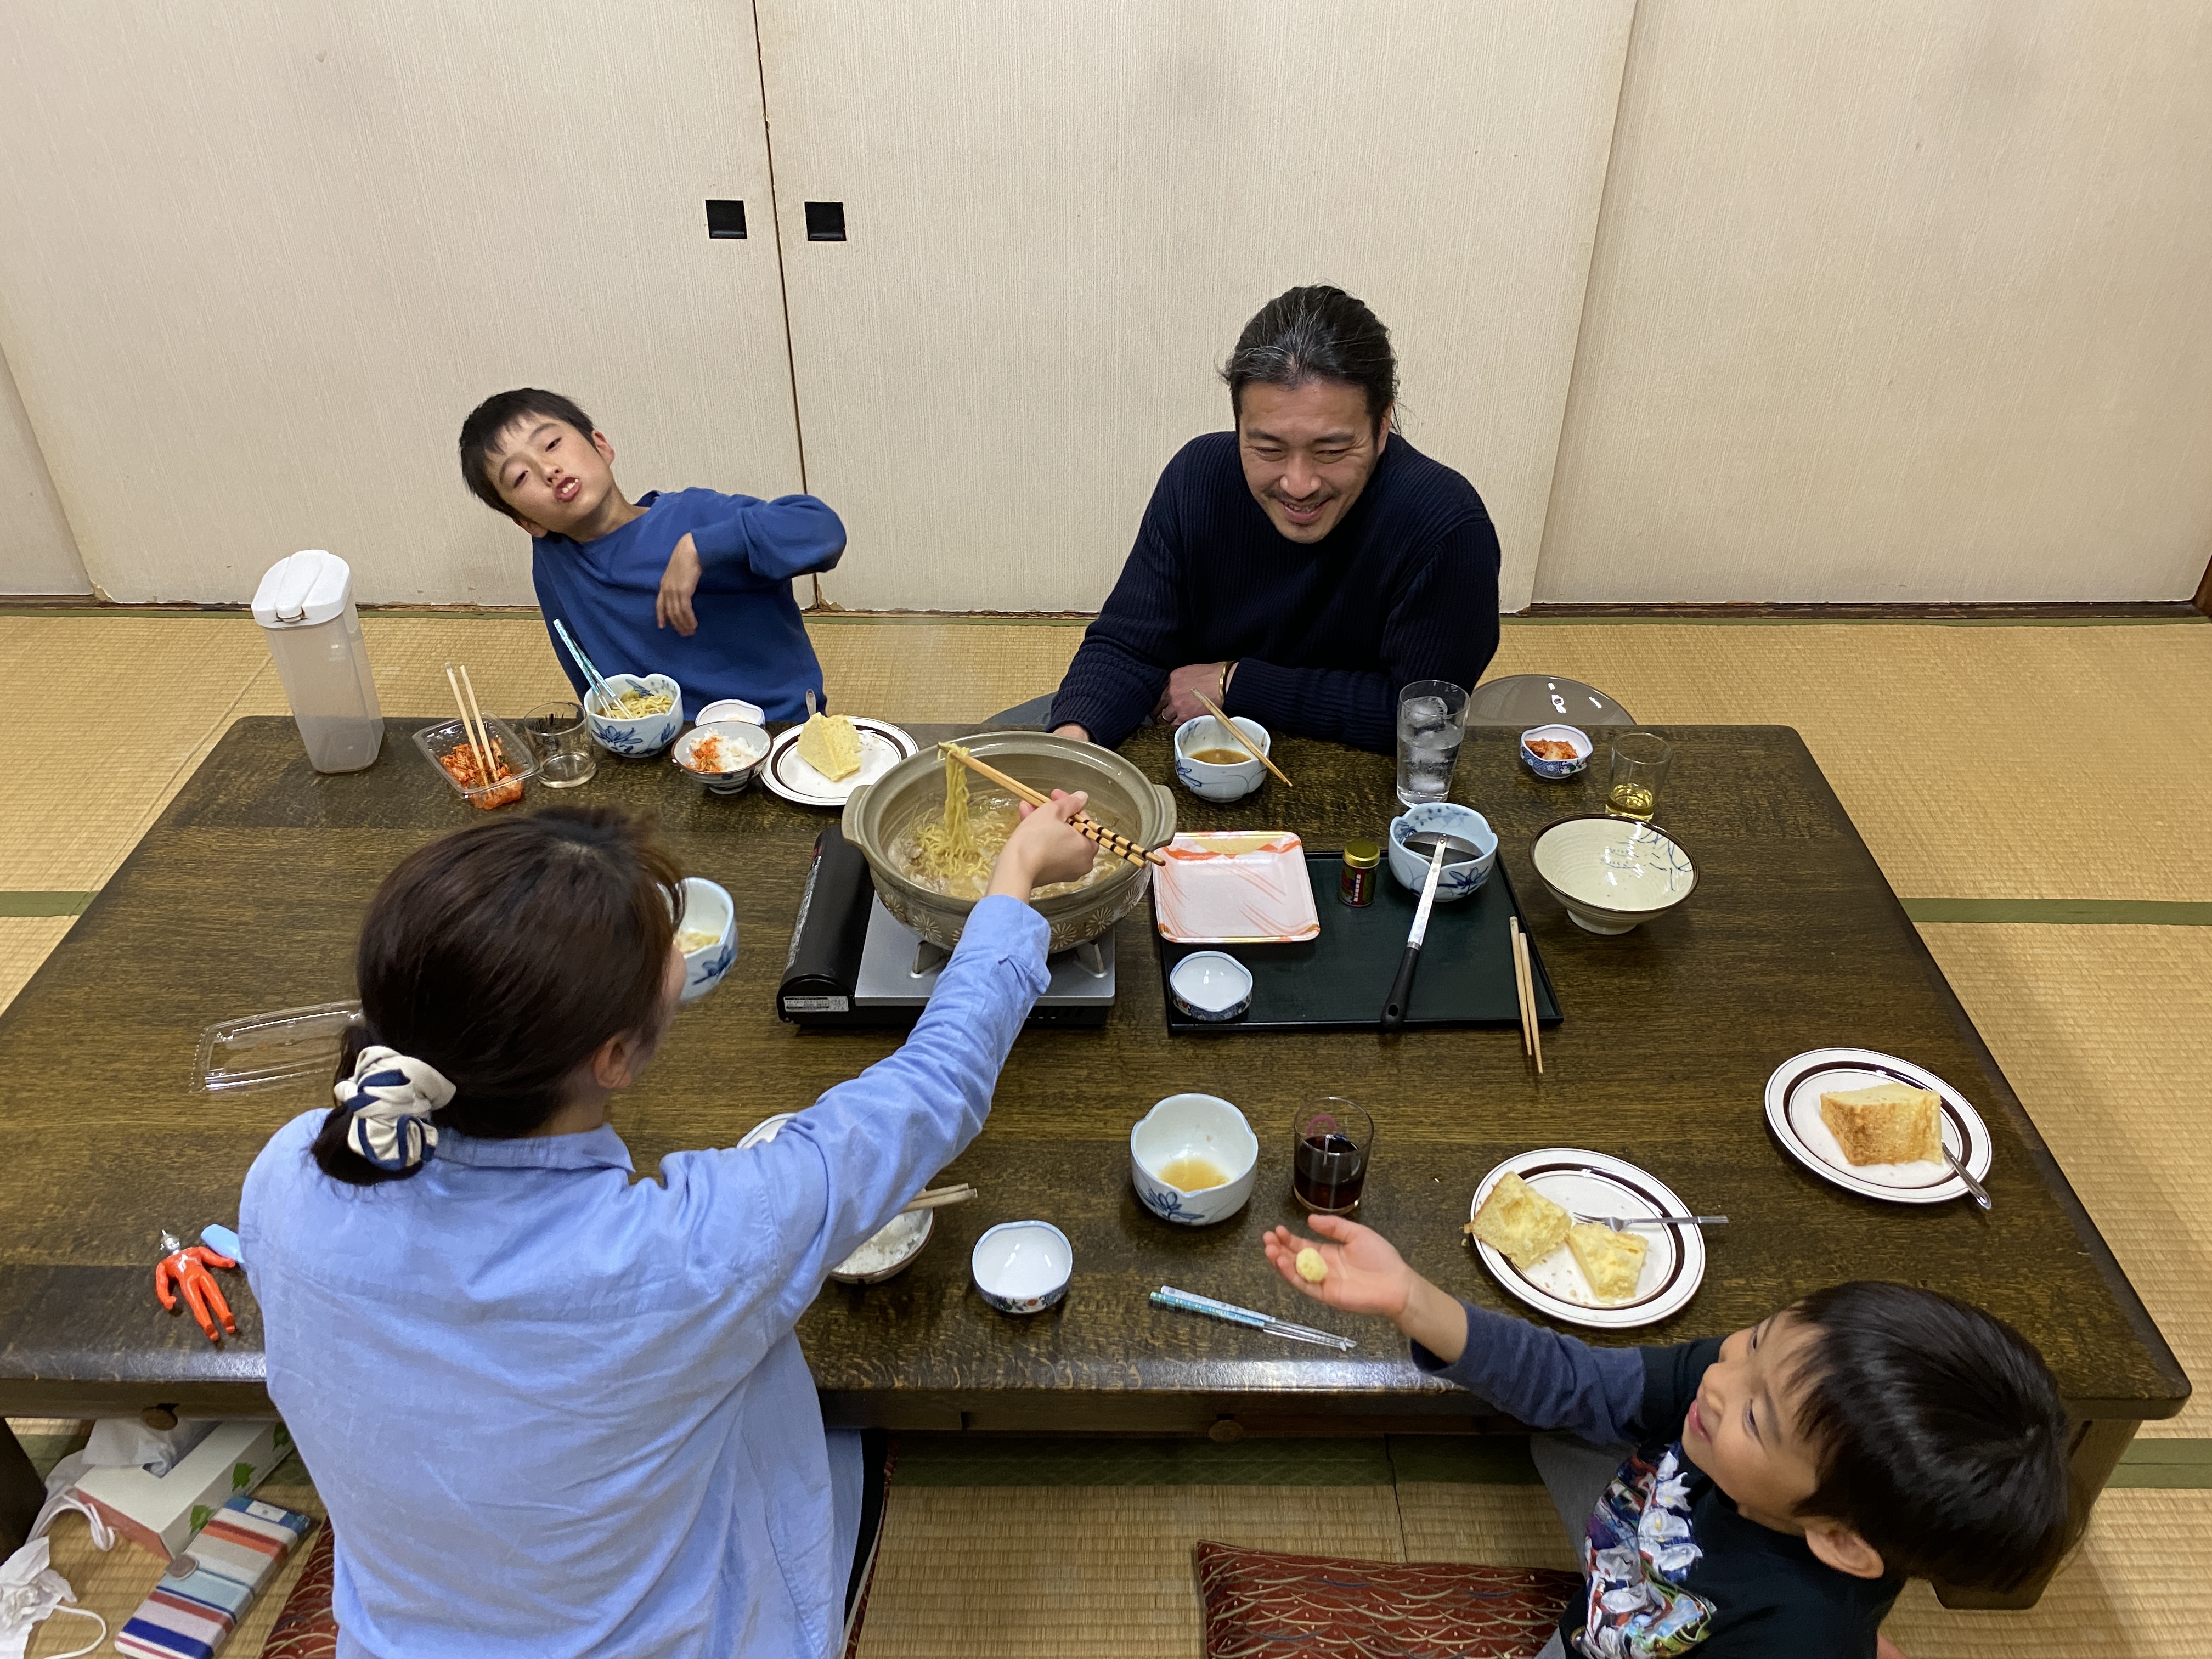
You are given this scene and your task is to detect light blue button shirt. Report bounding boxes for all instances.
[241,896,1050,1658]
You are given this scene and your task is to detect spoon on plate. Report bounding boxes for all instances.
[1380,831,1483,1034]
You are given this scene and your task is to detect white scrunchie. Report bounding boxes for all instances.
[334,1045,455,1172]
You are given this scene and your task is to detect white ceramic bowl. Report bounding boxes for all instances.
[830,1209,934,1285]
[971,1220,1072,1314]
[695,697,767,727]
[1520,724,1593,780]
[585,673,684,757]
[1386,803,1498,902]
[673,721,771,795]
[675,876,738,1002]
[1531,815,1698,935]
[1172,715,1271,803]
[736,1112,795,1150]
[1167,952,1252,1022]
[1128,1093,1259,1226]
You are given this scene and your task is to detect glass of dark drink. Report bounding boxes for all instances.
[1292,1097,1373,1214]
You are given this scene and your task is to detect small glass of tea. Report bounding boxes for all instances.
[1605,730,1673,821]
[1292,1097,1374,1215]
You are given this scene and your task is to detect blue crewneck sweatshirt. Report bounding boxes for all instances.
[1047,432,1500,753]
[531,487,844,724]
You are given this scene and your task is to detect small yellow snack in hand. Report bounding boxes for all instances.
[1295,1247,1328,1284]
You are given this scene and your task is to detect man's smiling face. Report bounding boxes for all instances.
[1234,378,1389,544]
[484,417,622,538]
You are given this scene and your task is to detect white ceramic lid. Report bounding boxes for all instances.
[253,550,354,628]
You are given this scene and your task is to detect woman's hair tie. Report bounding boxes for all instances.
[334,1045,455,1172]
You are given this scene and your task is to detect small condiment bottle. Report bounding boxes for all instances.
[1339,839,1381,907]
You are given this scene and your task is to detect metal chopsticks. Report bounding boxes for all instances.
[1149,1286,1357,1351]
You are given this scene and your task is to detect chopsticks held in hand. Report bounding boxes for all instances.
[1509,916,1544,1074]
[1189,689,1294,789]
[900,1184,978,1216]
[940,743,1163,869]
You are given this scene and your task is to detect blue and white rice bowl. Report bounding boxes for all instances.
[1167,952,1252,1022]
[971,1220,1073,1314]
[1531,816,1697,935]
[1386,803,1498,902]
[1172,715,1271,803]
[673,720,770,795]
[1128,1093,1259,1226]
[675,877,738,1002]
[585,673,684,757]
[1519,724,1593,780]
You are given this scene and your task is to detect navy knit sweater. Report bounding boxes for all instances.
[1047,431,1500,753]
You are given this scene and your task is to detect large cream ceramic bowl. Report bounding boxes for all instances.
[1531,816,1697,935]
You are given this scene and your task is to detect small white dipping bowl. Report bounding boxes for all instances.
[972,1220,1073,1314]
[830,1209,934,1285]
[673,720,770,795]
[1129,1093,1259,1226]
[736,1112,795,1150]
[675,876,738,1002]
[1531,815,1698,935]
[1520,724,1593,780]
[695,697,767,727]
[1172,715,1271,803]
[1386,803,1499,902]
[585,673,684,757]
[1167,952,1252,1022]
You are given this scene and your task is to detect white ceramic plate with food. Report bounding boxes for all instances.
[761,719,918,807]
[1468,1148,1706,1330]
[1764,1048,1991,1205]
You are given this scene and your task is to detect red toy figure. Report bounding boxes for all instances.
[155,1228,238,1344]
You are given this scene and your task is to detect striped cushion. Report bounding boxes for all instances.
[258,1525,338,1659]
[1195,1542,1579,1659]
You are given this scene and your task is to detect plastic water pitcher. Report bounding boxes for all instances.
[252,550,383,772]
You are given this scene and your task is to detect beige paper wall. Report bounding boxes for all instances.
[759,0,1635,612]
[0,1,802,606]
[0,345,87,594]
[1535,0,2212,603]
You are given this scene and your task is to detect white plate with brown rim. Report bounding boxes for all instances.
[762,718,918,807]
[1764,1048,1991,1205]
[1468,1148,1706,1330]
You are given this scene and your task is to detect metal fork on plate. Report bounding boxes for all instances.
[1570,1211,1727,1232]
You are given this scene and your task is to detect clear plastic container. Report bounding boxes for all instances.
[252,551,384,774]
[193,1000,362,1094]
[413,716,539,809]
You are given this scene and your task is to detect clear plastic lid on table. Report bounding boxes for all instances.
[193,1000,362,1094]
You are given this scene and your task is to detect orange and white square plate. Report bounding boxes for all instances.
[1153,832,1321,944]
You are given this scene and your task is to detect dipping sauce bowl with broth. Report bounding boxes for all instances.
[1129,1093,1259,1226]
[1172,715,1271,803]
[674,877,737,1003]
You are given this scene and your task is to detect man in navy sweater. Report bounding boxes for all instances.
[1048,286,1500,754]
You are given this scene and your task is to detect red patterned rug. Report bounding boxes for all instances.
[1195,1541,1579,1659]
[258,1523,338,1658]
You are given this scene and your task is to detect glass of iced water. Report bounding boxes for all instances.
[1395,679,1468,806]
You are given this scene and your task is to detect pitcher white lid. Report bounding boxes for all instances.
[252,550,353,627]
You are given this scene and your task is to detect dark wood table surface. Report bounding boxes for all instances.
[0,716,2184,1603]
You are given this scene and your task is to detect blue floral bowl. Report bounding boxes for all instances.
[1172,715,1271,803]
[1520,723,1593,780]
[676,877,737,1003]
[586,673,684,757]
[1386,803,1498,902]
[1130,1093,1259,1226]
[972,1221,1073,1314]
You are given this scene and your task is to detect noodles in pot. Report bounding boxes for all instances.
[892,752,1118,901]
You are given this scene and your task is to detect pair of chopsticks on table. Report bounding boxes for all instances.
[940,743,1165,871]
[1508,916,1544,1074]
[1189,689,1295,790]
[900,1183,977,1216]
[443,662,501,785]
[1150,1286,1357,1351]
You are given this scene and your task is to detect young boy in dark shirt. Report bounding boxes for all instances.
[1263,1216,2075,1659]
[458,389,844,723]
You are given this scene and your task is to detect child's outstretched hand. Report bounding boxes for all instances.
[1262,1215,1415,1319]
[985,789,1097,900]
[657,533,703,635]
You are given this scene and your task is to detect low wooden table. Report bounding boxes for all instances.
[0,717,2183,1607]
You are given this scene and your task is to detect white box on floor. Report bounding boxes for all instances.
[70,1421,291,1560]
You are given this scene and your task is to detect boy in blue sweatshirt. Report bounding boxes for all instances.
[1263,1215,2076,1659]
[459,389,843,723]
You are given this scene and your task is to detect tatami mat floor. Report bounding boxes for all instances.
[3,607,2207,1656]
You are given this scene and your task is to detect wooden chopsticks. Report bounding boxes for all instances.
[940,743,1164,868]
[900,1183,978,1215]
[1509,916,1544,1074]
[1190,690,1294,789]
[444,663,497,785]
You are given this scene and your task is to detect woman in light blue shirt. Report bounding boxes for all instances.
[241,797,1094,1658]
